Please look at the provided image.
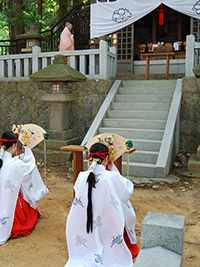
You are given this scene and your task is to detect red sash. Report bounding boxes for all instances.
[10,193,38,238]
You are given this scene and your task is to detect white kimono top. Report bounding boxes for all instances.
[65,164,137,267]
[0,146,49,245]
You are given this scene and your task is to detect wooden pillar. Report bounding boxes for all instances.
[131,23,134,75]
[166,54,170,80]
[152,15,157,43]
[178,13,182,41]
[146,55,150,80]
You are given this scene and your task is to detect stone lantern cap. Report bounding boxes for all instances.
[16,25,47,41]
[193,64,200,78]
[29,54,87,82]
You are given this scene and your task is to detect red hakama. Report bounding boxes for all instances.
[124,229,139,258]
[10,193,38,238]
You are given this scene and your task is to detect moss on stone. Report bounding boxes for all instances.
[193,64,200,78]
[29,54,87,82]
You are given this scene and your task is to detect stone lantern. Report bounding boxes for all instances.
[16,25,47,53]
[29,54,87,140]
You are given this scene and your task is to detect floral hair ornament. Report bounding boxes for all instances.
[12,124,23,137]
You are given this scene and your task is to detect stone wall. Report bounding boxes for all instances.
[0,81,50,134]
[181,77,200,152]
[0,79,112,143]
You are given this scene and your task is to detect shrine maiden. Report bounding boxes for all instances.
[65,143,138,267]
[0,131,49,245]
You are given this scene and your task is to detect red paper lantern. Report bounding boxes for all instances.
[157,3,167,26]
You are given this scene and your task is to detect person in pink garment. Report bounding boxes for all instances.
[59,17,74,65]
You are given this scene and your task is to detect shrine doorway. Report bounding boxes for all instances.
[114,5,191,75]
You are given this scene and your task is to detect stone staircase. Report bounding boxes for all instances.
[94,79,178,177]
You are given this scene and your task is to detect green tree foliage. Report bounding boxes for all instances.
[0,0,9,39]
[0,0,60,39]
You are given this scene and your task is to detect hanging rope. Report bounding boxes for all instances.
[126,153,130,179]
[43,132,50,218]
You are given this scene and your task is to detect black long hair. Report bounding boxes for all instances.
[0,131,18,168]
[86,143,109,233]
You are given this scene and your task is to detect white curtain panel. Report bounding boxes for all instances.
[90,0,200,38]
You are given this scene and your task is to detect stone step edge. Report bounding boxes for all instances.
[98,127,164,133]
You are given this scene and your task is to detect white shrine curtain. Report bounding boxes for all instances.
[90,0,200,38]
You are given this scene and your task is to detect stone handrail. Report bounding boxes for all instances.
[185,34,200,76]
[0,41,117,80]
[155,79,182,177]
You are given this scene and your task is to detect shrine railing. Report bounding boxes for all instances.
[186,34,200,76]
[0,41,117,80]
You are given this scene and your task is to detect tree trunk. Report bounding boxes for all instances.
[7,0,25,53]
[38,0,42,32]
[8,0,15,40]
[8,0,24,39]
[57,0,72,18]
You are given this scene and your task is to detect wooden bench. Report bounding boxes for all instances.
[142,52,175,80]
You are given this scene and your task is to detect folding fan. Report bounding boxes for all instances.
[19,124,46,149]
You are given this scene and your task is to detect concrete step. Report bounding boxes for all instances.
[98,127,164,140]
[111,102,170,111]
[103,118,166,130]
[119,87,174,95]
[122,150,158,164]
[83,159,157,178]
[115,94,172,103]
[107,110,168,120]
[130,139,162,152]
[121,162,156,177]
[121,79,177,88]
[117,73,184,80]
[118,86,174,95]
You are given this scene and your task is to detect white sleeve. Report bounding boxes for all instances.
[110,172,137,244]
[17,146,48,209]
[110,163,121,174]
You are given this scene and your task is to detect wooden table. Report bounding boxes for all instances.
[60,145,136,186]
[142,52,175,80]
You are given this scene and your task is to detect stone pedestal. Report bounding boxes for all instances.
[134,246,182,267]
[141,212,185,255]
[42,93,76,140]
[187,145,200,174]
[134,212,185,267]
